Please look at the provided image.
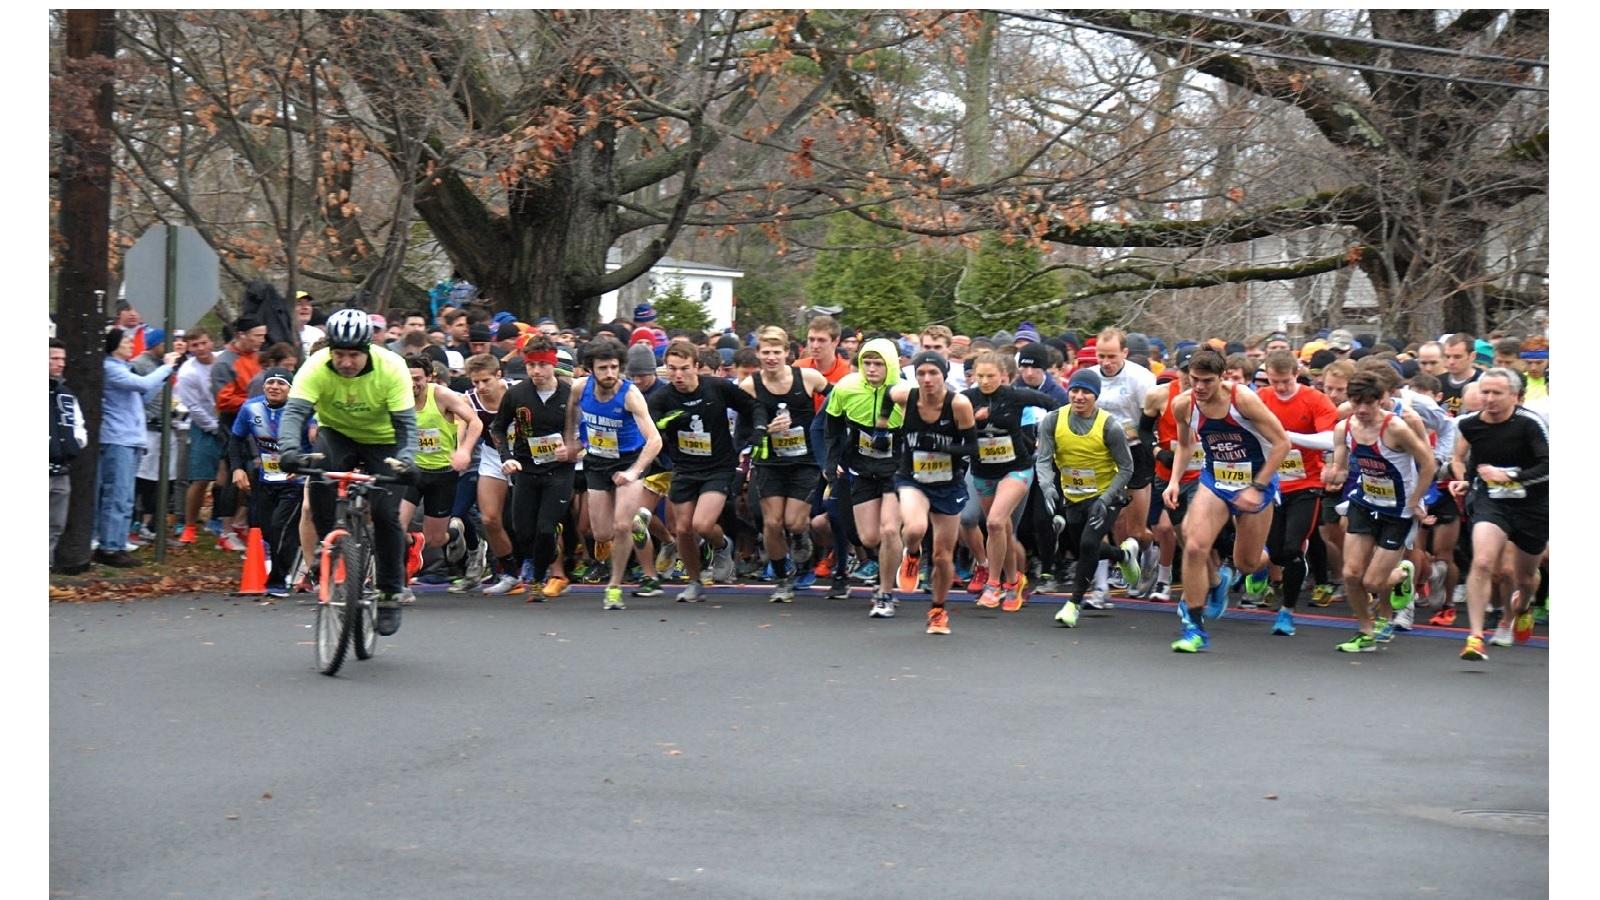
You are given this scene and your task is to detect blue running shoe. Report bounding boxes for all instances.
[794,568,817,589]
[1177,603,1196,628]
[1205,565,1234,620]
[1271,608,1295,636]
[854,560,879,583]
[1374,618,1396,643]
[1242,567,1270,608]
[520,559,537,584]
[1171,624,1209,653]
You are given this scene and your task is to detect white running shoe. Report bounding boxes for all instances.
[678,581,704,603]
[482,574,521,595]
[1081,589,1114,610]
[769,578,795,603]
[868,594,896,618]
[711,537,736,584]
[1489,623,1515,647]
[1150,581,1172,602]
[1393,601,1415,631]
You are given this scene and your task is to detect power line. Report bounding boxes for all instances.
[1174,9,1547,69]
[1000,10,1548,94]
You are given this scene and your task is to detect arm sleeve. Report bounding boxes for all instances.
[1515,414,1551,485]
[1034,410,1060,499]
[726,378,767,436]
[824,409,847,476]
[390,407,419,462]
[1103,421,1134,497]
[226,424,253,473]
[1288,430,1335,451]
[70,396,88,447]
[277,398,315,457]
[948,422,978,459]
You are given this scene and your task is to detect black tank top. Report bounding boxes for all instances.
[1439,369,1481,418]
[753,366,816,467]
[896,388,965,485]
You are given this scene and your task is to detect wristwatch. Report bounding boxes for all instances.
[1249,480,1270,492]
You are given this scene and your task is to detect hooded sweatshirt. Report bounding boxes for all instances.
[823,337,905,477]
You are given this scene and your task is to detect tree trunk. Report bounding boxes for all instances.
[54,10,117,570]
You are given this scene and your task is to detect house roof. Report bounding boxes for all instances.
[605,248,743,276]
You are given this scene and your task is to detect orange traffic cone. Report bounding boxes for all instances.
[237,527,269,595]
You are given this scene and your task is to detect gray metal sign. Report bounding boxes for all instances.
[122,225,219,330]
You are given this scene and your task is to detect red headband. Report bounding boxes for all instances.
[524,348,558,366]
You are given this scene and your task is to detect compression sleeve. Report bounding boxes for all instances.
[390,407,419,464]
[1288,430,1335,451]
[1103,421,1134,498]
[278,398,315,457]
[1034,409,1061,504]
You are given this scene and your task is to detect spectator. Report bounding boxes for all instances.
[50,340,87,567]
[97,327,179,566]
[175,328,222,545]
[293,292,324,356]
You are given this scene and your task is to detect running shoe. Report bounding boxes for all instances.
[1390,560,1416,612]
[204,518,225,537]
[631,508,652,547]
[543,576,571,598]
[1242,568,1270,608]
[1054,600,1080,628]
[1393,602,1415,632]
[1035,574,1062,595]
[176,524,198,544]
[827,573,851,600]
[596,540,614,563]
[976,582,1002,609]
[1374,618,1396,642]
[1427,560,1448,605]
[482,574,521,595]
[445,518,467,566]
[926,606,951,635]
[1117,539,1143,590]
[520,559,537,585]
[966,564,990,594]
[1271,608,1295,636]
[1107,568,1127,592]
[1428,606,1458,627]
[1534,603,1548,626]
[571,559,594,583]
[854,560,880,584]
[1150,581,1172,602]
[1130,546,1161,598]
[678,581,704,603]
[813,551,835,579]
[897,550,921,594]
[603,587,626,610]
[1081,589,1113,610]
[1204,566,1233,620]
[631,576,661,598]
[655,540,677,574]
[1459,635,1488,661]
[374,595,403,636]
[712,538,736,584]
[1171,625,1208,653]
[218,531,247,552]
[1001,578,1026,612]
[770,578,795,603]
[1513,611,1535,644]
[794,568,817,589]
[668,560,688,583]
[1488,623,1514,648]
[1177,604,1197,628]
[1336,631,1376,653]
[266,584,291,599]
[868,593,896,618]
[1309,583,1335,608]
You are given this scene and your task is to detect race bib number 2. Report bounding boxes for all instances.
[589,428,619,459]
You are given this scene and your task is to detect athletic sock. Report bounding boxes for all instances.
[1094,559,1109,590]
[1157,563,1173,582]
[773,556,790,580]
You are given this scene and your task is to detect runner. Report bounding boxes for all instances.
[1036,368,1141,628]
[493,336,579,599]
[742,327,827,603]
[226,367,313,597]
[1310,359,1356,607]
[824,338,906,617]
[649,339,766,600]
[561,340,663,610]
[1090,328,1158,597]
[1321,368,1436,652]
[462,354,523,595]
[397,354,482,591]
[278,309,418,636]
[1254,351,1340,636]
[1162,349,1292,653]
[1141,346,1202,602]
[1450,368,1549,660]
[887,352,976,634]
[963,350,1062,611]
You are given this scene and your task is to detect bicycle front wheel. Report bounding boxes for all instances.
[316,538,368,676]
[352,527,378,660]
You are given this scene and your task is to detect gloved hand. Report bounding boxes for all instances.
[278,450,322,474]
[1156,448,1175,470]
[384,456,414,475]
[1088,496,1113,532]
[870,428,892,453]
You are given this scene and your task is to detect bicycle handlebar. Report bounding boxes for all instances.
[294,467,409,486]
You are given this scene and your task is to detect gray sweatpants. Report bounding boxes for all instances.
[50,474,70,560]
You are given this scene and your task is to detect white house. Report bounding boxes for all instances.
[598,250,744,330]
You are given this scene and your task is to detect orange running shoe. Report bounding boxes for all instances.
[966,564,990,594]
[976,581,1002,608]
[406,532,425,579]
[594,540,613,563]
[897,550,921,593]
[1459,634,1488,661]
[814,551,835,578]
[926,606,951,635]
[1001,579,1025,612]
[541,576,570,599]
[1429,606,1457,627]
[176,525,197,544]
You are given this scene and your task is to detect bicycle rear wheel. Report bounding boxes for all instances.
[352,528,379,660]
[316,538,368,675]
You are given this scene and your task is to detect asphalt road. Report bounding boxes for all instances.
[51,586,1548,899]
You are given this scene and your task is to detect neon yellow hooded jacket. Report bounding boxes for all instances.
[824,337,904,475]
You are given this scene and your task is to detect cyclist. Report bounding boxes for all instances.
[278,309,418,637]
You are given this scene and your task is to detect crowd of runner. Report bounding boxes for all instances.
[51,289,1550,661]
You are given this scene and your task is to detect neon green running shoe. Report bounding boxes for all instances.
[1390,560,1416,612]
[1171,625,1209,653]
[1336,631,1376,653]
[603,587,626,611]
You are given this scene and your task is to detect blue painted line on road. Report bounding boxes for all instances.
[413,580,1548,649]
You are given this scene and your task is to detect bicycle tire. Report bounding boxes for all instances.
[351,521,379,660]
[317,538,367,676]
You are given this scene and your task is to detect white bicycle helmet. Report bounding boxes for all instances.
[323,308,374,349]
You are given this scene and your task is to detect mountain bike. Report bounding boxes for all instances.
[298,465,403,676]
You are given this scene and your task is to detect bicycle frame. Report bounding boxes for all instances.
[313,471,380,604]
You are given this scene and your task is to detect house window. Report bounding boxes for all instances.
[700,282,713,303]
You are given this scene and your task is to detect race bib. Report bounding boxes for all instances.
[419,427,443,454]
[977,435,1016,464]
[678,430,713,456]
[528,433,563,466]
[1278,449,1307,481]
[588,427,619,459]
[1186,446,1205,473]
[857,430,893,459]
[1211,460,1253,491]
[912,450,953,483]
[1486,467,1526,500]
[1062,466,1099,497]
[1360,473,1398,508]
[261,452,286,483]
[772,427,808,458]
